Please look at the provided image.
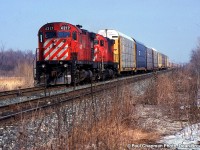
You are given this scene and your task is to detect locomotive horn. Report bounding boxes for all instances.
[76,24,82,28]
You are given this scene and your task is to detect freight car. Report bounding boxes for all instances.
[98,29,136,74]
[34,22,169,86]
[135,40,147,71]
[146,47,153,71]
[98,29,168,72]
[152,48,159,70]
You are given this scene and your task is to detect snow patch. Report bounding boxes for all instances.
[159,123,200,149]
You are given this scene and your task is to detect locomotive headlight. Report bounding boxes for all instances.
[64,64,68,68]
[42,64,45,68]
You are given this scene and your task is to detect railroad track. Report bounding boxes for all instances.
[0,86,44,99]
[0,85,68,100]
[0,70,171,123]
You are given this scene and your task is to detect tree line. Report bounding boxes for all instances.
[190,39,200,101]
[0,47,34,77]
[190,39,200,73]
[0,39,199,77]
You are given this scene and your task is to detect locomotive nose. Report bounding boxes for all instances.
[43,38,70,60]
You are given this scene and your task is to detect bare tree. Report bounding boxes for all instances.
[190,39,200,88]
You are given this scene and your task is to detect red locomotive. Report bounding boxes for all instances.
[93,34,116,80]
[35,22,117,85]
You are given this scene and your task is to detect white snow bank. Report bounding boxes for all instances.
[159,123,200,150]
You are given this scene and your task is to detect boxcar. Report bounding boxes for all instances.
[152,48,158,70]
[166,56,169,68]
[146,47,153,71]
[98,29,136,73]
[135,41,147,71]
[158,52,162,69]
[162,54,166,69]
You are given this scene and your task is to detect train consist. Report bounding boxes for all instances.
[34,22,170,86]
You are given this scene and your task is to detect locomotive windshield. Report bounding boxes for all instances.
[94,40,99,45]
[45,32,56,39]
[45,31,71,39]
[57,32,70,38]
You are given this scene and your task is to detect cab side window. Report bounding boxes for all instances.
[39,32,43,43]
[72,31,77,40]
[100,40,104,46]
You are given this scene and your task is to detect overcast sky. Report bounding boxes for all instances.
[0,0,200,63]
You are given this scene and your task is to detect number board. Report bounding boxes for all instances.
[45,26,54,31]
[60,25,71,30]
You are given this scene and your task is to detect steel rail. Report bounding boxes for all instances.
[0,69,172,122]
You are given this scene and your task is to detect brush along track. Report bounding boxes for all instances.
[0,70,170,122]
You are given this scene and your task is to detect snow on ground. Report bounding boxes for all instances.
[159,123,200,150]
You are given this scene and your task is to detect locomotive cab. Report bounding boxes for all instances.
[35,22,97,86]
[93,34,117,80]
[35,22,83,86]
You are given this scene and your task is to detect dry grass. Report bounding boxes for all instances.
[0,76,33,91]
[43,83,162,150]
[0,55,34,91]
[144,68,199,122]
[66,68,199,149]
[66,121,161,150]
[3,68,199,149]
